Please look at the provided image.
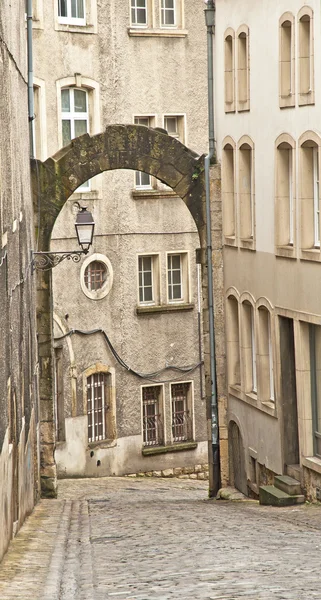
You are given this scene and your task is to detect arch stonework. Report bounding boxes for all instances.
[31,124,215,497]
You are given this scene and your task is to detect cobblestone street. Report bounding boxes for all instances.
[0,477,321,599]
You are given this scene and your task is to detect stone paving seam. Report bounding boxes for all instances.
[42,499,72,600]
[79,500,95,600]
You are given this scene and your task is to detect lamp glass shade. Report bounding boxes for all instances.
[75,207,95,252]
[204,6,215,27]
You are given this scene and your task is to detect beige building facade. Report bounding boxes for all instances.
[32,1,211,479]
[0,4,40,561]
[216,0,321,498]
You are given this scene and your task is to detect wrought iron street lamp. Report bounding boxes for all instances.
[32,205,95,271]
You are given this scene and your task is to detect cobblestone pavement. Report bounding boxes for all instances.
[1,477,321,599]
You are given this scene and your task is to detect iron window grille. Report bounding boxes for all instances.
[142,386,164,446]
[87,373,108,442]
[84,260,107,291]
[171,382,193,442]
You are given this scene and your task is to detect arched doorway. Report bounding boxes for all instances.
[229,420,247,496]
[31,124,210,497]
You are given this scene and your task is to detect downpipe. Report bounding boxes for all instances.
[27,0,35,158]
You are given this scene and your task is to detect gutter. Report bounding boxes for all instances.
[26,0,35,158]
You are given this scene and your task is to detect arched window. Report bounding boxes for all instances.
[299,132,321,254]
[222,138,236,243]
[224,29,235,113]
[279,13,295,108]
[257,306,274,403]
[241,300,257,395]
[275,135,296,254]
[237,25,250,111]
[238,137,255,248]
[226,294,241,389]
[298,7,314,106]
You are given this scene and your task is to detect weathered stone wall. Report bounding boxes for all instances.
[0,5,39,561]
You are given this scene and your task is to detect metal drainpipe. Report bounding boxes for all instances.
[27,0,35,158]
[204,0,220,497]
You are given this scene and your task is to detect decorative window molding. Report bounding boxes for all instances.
[170,381,194,443]
[238,136,255,250]
[80,254,113,300]
[279,12,295,108]
[236,25,250,112]
[137,253,160,306]
[55,0,97,33]
[275,134,296,257]
[141,384,165,446]
[83,363,116,445]
[299,131,321,260]
[33,77,48,161]
[222,136,236,245]
[166,251,190,304]
[298,6,314,106]
[224,28,235,113]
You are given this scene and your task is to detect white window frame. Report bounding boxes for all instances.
[58,0,86,25]
[167,253,182,302]
[131,0,148,27]
[166,251,189,304]
[138,254,159,305]
[163,114,186,144]
[134,115,155,189]
[313,146,320,248]
[160,0,176,28]
[61,86,90,191]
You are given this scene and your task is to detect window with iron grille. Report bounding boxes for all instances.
[171,382,193,442]
[58,0,86,25]
[84,260,107,291]
[87,372,109,442]
[142,385,164,446]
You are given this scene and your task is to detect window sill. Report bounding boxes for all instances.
[240,238,255,251]
[132,189,179,200]
[142,441,197,456]
[260,400,277,417]
[302,456,321,475]
[300,248,321,262]
[128,27,188,38]
[55,22,96,34]
[276,245,296,259]
[224,236,237,247]
[136,303,194,315]
[88,439,117,450]
[228,384,242,400]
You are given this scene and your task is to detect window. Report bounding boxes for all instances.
[81,254,113,300]
[138,254,160,304]
[167,252,189,303]
[226,295,240,388]
[279,14,295,108]
[134,116,154,188]
[84,261,107,291]
[32,79,47,161]
[164,115,185,143]
[237,25,250,111]
[171,382,193,442]
[299,134,321,254]
[87,372,109,442]
[275,136,295,252]
[131,0,147,26]
[224,29,235,112]
[58,0,86,25]
[142,385,164,446]
[298,7,314,106]
[242,301,257,395]
[238,138,255,247]
[222,139,236,243]
[161,0,176,27]
[61,87,90,190]
[309,324,321,458]
[258,307,274,403]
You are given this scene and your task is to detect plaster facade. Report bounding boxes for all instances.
[216,0,321,499]
[0,4,39,561]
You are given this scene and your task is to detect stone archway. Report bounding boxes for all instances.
[31,124,212,497]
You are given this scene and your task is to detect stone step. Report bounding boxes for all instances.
[274,475,301,496]
[286,464,301,481]
[259,485,305,507]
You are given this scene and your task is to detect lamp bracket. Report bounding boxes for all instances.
[31,250,86,272]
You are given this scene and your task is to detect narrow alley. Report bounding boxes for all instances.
[0,477,320,600]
